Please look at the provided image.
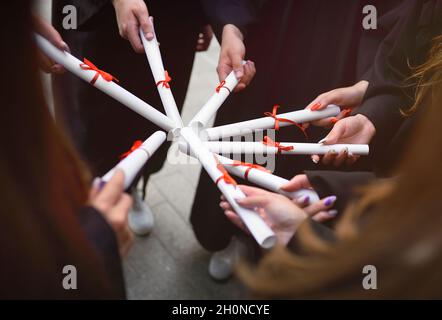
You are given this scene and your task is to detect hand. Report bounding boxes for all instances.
[304,81,369,127]
[218,24,256,92]
[112,0,153,53]
[220,185,308,245]
[311,114,376,166]
[89,170,134,256]
[33,15,68,74]
[282,175,338,223]
[196,25,213,51]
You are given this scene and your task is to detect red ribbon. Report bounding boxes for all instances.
[216,80,231,93]
[214,156,237,186]
[156,71,172,88]
[262,136,294,154]
[264,105,308,139]
[79,58,119,85]
[119,140,143,160]
[231,161,270,180]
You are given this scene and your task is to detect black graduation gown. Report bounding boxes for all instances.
[190,0,400,251]
[51,1,204,178]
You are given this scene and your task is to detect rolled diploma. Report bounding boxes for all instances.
[204,141,369,156]
[215,154,320,203]
[139,28,183,128]
[180,128,277,249]
[102,131,166,189]
[189,63,245,128]
[204,105,341,140]
[34,33,174,132]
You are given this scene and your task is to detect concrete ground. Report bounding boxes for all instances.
[37,1,243,300]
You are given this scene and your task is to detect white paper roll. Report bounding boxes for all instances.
[204,141,369,155]
[102,131,167,189]
[215,154,320,203]
[139,27,183,128]
[189,62,246,128]
[180,128,276,248]
[205,105,341,140]
[34,33,175,132]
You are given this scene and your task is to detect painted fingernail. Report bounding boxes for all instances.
[302,195,310,205]
[324,196,337,207]
[330,117,339,124]
[318,138,327,144]
[327,209,338,217]
[311,103,322,111]
[98,180,106,191]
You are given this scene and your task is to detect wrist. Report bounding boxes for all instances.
[222,24,244,41]
[356,114,376,136]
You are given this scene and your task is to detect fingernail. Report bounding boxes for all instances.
[311,103,322,111]
[311,156,319,164]
[302,195,310,205]
[330,117,339,124]
[61,42,70,53]
[318,138,327,144]
[98,180,106,191]
[342,147,348,155]
[327,209,338,217]
[324,196,337,207]
[146,32,154,40]
[235,70,243,78]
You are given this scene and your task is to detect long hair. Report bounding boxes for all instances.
[239,36,442,299]
[0,2,115,298]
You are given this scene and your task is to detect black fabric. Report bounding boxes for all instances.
[52,1,204,177]
[355,0,442,172]
[305,170,376,214]
[77,206,125,298]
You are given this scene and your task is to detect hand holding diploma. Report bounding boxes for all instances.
[180,128,276,248]
[101,131,167,189]
[215,154,320,204]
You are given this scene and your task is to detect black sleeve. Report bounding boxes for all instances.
[305,171,376,213]
[286,219,336,254]
[77,206,126,299]
[354,0,442,162]
[200,0,259,38]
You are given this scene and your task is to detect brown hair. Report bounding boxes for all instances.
[239,36,442,299]
[0,2,115,298]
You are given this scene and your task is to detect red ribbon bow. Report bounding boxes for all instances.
[216,80,231,93]
[262,136,294,154]
[156,71,172,88]
[119,140,143,160]
[214,156,237,186]
[80,58,119,85]
[231,161,270,180]
[264,105,308,139]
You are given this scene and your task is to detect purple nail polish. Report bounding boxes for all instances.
[98,180,106,191]
[324,196,337,206]
[303,196,310,205]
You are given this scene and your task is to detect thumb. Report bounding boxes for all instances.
[231,53,244,79]
[136,11,154,40]
[320,122,346,145]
